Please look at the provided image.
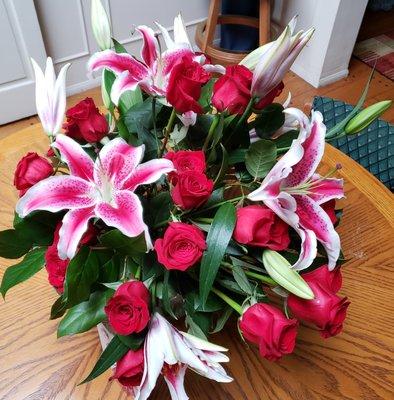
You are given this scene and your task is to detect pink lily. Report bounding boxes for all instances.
[88,14,194,105]
[240,16,314,100]
[137,313,232,400]
[31,57,70,136]
[16,134,173,260]
[248,109,344,271]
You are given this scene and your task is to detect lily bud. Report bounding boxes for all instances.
[91,0,112,51]
[345,100,392,135]
[262,250,314,299]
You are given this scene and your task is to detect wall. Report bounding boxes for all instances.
[272,0,368,87]
[34,0,210,95]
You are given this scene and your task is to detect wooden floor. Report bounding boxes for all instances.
[0,58,393,139]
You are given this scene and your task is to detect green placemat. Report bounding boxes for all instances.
[313,96,394,190]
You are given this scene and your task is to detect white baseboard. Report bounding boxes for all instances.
[318,69,349,87]
[66,77,101,97]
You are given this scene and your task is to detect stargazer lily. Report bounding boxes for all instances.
[88,14,195,105]
[16,135,173,260]
[136,313,232,400]
[31,57,70,136]
[240,16,314,100]
[248,109,344,271]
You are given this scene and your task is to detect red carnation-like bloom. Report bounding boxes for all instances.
[165,150,206,182]
[155,222,206,271]
[105,281,150,335]
[287,265,350,338]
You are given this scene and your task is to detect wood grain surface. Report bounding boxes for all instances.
[0,125,393,400]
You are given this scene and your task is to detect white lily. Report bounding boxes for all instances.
[31,57,70,136]
[136,313,232,400]
[91,0,112,50]
[240,16,314,100]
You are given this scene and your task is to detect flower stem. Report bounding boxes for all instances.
[221,261,277,286]
[211,287,243,315]
[202,114,220,153]
[187,195,244,216]
[152,97,160,157]
[159,108,177,157]
[224,97,256,146]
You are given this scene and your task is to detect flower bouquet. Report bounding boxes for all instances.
[1,2,391,399]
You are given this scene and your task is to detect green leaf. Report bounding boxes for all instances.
[213,144,228,187]
[211,307,233,334]
[274,130,299,149]
[99,230,147,255]
[0,229,33,259]
[0,247,45,297]
[228,148,247,165]
[50,296,67,320]
[185,314,208,340]
[112,38,128,53]
[232,264,253,295]
[123,98,162,133]
[162,270,177,319]
[117,333,145,350]
[199,78,215,111]
[118,88,143,115]
[80,335,129,384]
[253,103,285,137]
[58,290,113,337]
[147,191,173,227]
[199,203,236,305]
[245,139,277,179]
[102,69,116,111]
[63,247,100,307]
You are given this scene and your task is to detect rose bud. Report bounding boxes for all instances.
[105,281,150,335]
[239,303,298,361]
[155,222,206,271]
[166,55,210,114]
[233,205,290,251]
[14,152,53,196]
[165,150,206,182]
[212,65,253,115]
[110,348,144,388]
[63,97,108,142]
[171,170,213,210]
[287,265,350,338]
[254,81,284,110]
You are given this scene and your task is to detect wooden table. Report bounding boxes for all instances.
[0,126,393,400]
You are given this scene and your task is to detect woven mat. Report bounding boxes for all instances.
[313,96,394,190]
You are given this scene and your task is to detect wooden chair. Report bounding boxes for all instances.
[195,0,270,65]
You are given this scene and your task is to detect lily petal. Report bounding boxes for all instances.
[155,21,175,49]
[111,71,141,105]
[173,14,191,48]
[136,25,158,69]
[16,176,95,217]
[95,190,147,238]
[308,175,344,204]
[285,110,326,187]
[88,49,148,77]
[94,138,144,189]
[123,158,174,191]
[163,364,189,400]
[57,207,95,259]
[52,62,71,134]
[295,194,340,270]
[53,134,94,181]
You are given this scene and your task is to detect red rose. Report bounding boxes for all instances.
[171,171,213,210]
[44,223,97,293]
[63,97,108,142]
[105,281,150,335]
[212,65,253,115]
[239,303,298,361]
[155,222,206,271]
[14,152,53,196]
[287,265,350,338]
[45,224,69,293]
[255,81,284,110]
[111,348,144,388]
[165,150,206,181]
[166,55,210,114]
[321,200,337,225]
[233,205,290,250]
